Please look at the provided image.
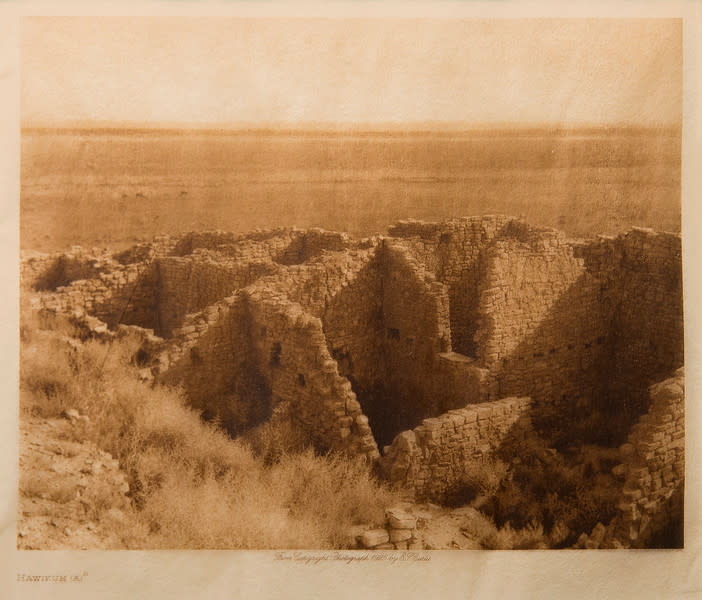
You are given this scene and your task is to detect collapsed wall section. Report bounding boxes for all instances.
[22,250,115,292]
[156,293,268,434]
[171,228,352,265]
[155,254,279,337]
[579,368,684,548]
[318,251,388,441]
[242,289,379,459]
[157,283,379,460]
[33,262,158,331]
[379,397,532,501]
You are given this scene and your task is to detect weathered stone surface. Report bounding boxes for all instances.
[580,371,684,549]
[389,528,413,543]
[386,508,417,530]
[379,397,532,501]
[22,218,684,516]
[359,529,390,548]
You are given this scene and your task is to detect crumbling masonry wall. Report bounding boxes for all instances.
[378,242,455,441]
[575,229,684,418]
[21,249,114,292]
[578,369,684,548]
[156,293,265,432]
[388,221,683,438]
[379,397,532,501]
[244,289,378,458]
[23,219,684,488]
[32,262,158,331]
[155,254,279,337]
[157,284,379,459]
[171,228,352,265]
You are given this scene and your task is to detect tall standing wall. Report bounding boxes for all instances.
[474,231,612,418]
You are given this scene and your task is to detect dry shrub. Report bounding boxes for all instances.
[242,419,309,465]
[482,521,547,550]
[19,312,399,548]
[444,457,509,507]
[134,458,322,549]
[486,440,620,547]
[271,449,393,547]
[461,511,548,550]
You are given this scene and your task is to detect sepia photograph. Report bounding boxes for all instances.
[17,14,686,557]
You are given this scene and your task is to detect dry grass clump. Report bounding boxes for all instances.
[483,437,620,547]
[19,308,396,549]
[443,457,509,507]
[461,512,550,550]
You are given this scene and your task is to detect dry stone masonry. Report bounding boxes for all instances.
[379,397,532,501]
[577,368,685,548]
[22,216,684,537]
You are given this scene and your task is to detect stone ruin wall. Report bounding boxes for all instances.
[577,368,684,549]
[378,243,455,442]
[474,229,612,418]
[388,220,683,436]
[157,286,379,459]
[155,254,279,337]
[608,368,685,547]
[170,228,352,265]
[379,397,532,501]
[21,250,112,292]
[372,219,683,506]
[29,260,158,332]
[244,290,378,458]
[388,215,514,357]
[576,229,684,417]
[155,293,257,429]
[22,218,684,514]
[25,228,356,335]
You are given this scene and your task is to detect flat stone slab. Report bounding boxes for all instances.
[359,529,390,548]
[386,508,417,530]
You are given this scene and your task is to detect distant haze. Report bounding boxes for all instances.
[21,17,682,128]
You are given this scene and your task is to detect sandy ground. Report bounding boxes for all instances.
[17,416,138,550]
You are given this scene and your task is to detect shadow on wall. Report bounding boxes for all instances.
[321,245,456,448]
[645,486,684,548]
[32,255,110,292]
[158,294,273,437]
[484,267,683,448]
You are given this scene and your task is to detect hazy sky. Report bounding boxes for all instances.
[21,17,682,127]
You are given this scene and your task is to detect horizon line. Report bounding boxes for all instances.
[20,119,682,134]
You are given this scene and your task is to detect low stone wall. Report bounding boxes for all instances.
[171,228,352,265]
[577,368,684,548]
[155,253,279,337]
[34,262,158,331]
[434,352,490,407]
[379,397,532,501]
[21,249,115,291]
